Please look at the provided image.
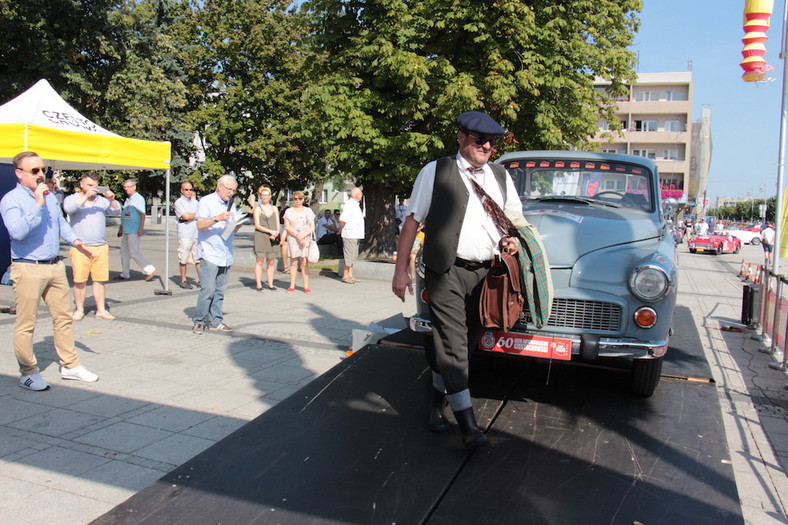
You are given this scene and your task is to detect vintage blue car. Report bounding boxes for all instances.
[410,151,679,397]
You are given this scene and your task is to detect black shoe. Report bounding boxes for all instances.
[180,281,193,289]
[428,388,449,432]
[453,408,489,451]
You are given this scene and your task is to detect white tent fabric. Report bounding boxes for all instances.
[0,79,170,170]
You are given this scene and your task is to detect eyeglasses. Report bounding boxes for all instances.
[20,167,47,175]
[183,188,194,192]
[219,183,236,193]
[465,132,500,147]
[293,197,304,201]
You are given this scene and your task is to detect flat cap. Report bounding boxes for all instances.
[457,111,506,135]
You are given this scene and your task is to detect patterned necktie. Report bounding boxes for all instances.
[468,168,515,236]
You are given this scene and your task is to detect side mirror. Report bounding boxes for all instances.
[661,198,678,217]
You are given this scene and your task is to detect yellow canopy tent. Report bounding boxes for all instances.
[0,79,170,169]
[0,79,175,293]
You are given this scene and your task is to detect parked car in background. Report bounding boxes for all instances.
[410,151,678,397]
[688,233,742,255]
[727,227,762,245]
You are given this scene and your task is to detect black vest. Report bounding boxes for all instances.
[422,156,507,274]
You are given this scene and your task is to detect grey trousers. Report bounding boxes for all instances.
[424,263,489,395]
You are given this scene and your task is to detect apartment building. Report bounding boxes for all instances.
[593,72,706,210]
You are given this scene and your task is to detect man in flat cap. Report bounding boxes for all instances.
[392,111,525,450]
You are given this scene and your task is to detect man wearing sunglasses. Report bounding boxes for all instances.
[0,151,99,391]
[174,181,201,289]
[391,111,524,451]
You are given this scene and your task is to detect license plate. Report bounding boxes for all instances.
[478,331,572,360]
[696,248,705,252]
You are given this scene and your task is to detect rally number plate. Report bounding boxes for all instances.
[478,331,572,360]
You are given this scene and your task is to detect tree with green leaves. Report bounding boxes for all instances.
[183,0,320,205]
[302,0,641,256]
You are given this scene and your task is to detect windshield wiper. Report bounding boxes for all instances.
[535,196,621,208]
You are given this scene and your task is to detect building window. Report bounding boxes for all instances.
[663,149,680,160]
[634,120,658,132]
[660,176,683,189]
[320,189,328,203]
[665,120,681,132]
[634,91,660,102]
[599,120,610,131]
[632,149,656,159]
[666,91,687,101]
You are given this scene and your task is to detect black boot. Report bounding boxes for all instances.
[453,407,489,451]
[428,388,449,432]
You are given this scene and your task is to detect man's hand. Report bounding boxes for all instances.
[392,268,413,302]
[74,240,93,258]
[500,235,519,255]
[33,181,47,207]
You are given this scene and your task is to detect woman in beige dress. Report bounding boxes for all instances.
[253,185,279,291]
[283,191,316,292]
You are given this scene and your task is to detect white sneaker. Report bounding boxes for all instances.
[19,373,51,391]
[60,365,99,382]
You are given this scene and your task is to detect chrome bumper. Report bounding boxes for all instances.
[409,315,668,358]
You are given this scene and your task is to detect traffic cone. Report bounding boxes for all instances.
[739,259,747,277]
[754,265,762,284]
[745,263,754,281]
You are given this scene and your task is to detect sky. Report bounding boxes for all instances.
[634,0,786,205]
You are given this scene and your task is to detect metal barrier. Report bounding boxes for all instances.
[750,265,787,372]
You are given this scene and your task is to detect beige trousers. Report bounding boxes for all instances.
[10,261,79,375]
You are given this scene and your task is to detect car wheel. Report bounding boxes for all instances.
[734,244,741,254]
[631,357,662,397]
[715,246,722,255]
[689,248,696,253]
[751,237,761,246]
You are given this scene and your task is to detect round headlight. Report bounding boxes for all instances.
[630,266,669,301]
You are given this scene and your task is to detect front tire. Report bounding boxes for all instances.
[751,237,761,246]
[631,357,663,397]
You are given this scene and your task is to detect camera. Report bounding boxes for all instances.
[96,186,109,194]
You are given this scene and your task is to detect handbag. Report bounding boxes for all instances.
[479,252,524,332]
[307,237,320,263]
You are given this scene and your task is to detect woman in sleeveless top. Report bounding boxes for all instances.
[253,185,280,291]
[283,190,315,293]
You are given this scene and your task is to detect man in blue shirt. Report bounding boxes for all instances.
[192,175,242,334]
[115,179,156,281]
[0,151,100,391]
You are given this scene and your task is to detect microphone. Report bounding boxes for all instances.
[226,198,233,212]
[36,177,49,196]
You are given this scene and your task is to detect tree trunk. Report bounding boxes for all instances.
[361,181,397,259]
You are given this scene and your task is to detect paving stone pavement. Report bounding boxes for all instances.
[0,221,785,524]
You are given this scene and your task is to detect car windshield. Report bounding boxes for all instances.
[502,159,654,211]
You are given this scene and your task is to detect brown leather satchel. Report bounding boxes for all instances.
[479,252,525,332]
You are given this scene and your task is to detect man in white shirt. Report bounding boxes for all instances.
[339,188,365,283]
[174,181,201,289]
[761,223,776,265]
[192,175,242,334]
[391,111,523,451]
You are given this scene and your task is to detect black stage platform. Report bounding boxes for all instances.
[94,306,741,524]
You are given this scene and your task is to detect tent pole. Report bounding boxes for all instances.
[164,168,171,291]
[155,168,172,296]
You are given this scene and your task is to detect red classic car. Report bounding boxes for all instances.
[688,233,742,255]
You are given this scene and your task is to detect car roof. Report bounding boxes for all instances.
[495,150,658,172]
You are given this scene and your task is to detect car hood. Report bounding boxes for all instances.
[523,203,662,266]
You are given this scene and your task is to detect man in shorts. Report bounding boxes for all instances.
[64,172,121,320]
[339,187,365,283]
[174,181,201,288]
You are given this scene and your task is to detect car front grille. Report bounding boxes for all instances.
[521,298,622,332]
[693,243,712,249]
